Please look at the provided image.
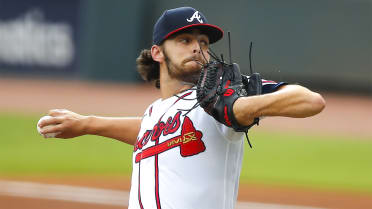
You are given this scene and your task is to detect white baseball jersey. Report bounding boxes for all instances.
[128,80,286,209]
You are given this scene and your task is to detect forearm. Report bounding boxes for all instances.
[85,116,141,145]
[234,85,326,125]
[39,109,141,145]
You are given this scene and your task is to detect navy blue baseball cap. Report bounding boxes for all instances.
[153,7,224,45]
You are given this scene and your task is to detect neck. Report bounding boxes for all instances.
[159,67,193,99]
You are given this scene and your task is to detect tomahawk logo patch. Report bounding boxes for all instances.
[134,112,205,163]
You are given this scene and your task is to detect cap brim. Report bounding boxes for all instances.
[163,24,224,44]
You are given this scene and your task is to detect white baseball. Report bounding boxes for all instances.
[37,115,61,138]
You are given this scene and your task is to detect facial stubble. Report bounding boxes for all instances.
[163,49,201,85]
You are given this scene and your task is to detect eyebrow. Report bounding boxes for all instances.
[176,32,209,42]
[173,29,208,38]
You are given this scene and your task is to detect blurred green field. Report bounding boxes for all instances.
[243,131,372,193]
[1,112,371,194]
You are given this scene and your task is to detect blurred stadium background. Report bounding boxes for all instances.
[0,0,371,209]
[0,0,371,93]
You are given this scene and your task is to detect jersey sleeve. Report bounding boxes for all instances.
[261,79,288,94]
[242,75,287,94]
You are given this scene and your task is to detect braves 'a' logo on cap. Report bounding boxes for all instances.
[186,11,203,23]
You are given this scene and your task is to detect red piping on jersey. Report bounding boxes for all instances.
[174,91,193,103]
[138,161,144,209]
[155,91,191,209]
[155,152,161,209]
[262,80,276,83]
[137,90,193,209]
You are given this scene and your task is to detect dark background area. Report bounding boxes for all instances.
[0,0,371,94]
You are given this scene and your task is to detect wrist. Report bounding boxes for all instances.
[233,97,255,126]
[82,115,95,135]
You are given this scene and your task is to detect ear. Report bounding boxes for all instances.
[151,45,164,63]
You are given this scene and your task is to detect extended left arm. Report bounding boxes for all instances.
[233,84,326,126]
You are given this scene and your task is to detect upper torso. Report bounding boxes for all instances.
[128,79,286,209]
[128,89,245,209]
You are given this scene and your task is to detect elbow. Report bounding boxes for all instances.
[310,93,326,115]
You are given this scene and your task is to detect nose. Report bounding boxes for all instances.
[191,40,201,54]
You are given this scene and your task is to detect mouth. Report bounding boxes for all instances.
[184,57,205,66]
[193,59,204,66]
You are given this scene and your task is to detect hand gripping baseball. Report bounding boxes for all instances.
[37,109,88,139]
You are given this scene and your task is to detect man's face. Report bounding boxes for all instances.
[161,29,210,84]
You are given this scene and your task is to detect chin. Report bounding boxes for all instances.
[184,62,202,70]
[182,69,201,84]
[184,65,202,74]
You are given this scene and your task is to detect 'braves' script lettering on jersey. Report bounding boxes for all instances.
[134,112,182,152]
[186,11,203,23]
[134,113,205,163]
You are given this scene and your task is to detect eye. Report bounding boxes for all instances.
[198,39,209,50]
[198,37,209,46]
[179,37,190,44]
[199,40,207,46]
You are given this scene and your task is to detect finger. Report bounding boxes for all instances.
[48,109,69,117]
[38,116,64,128]
[54,132,64,138]
[40,123,63,134]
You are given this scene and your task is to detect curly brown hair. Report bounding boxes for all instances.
[136,49,160,88]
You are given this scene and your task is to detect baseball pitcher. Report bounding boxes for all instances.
[37,7,325,209]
